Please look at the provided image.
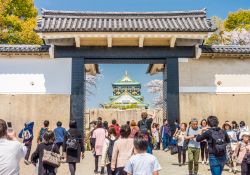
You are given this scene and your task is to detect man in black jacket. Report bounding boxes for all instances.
[196,116,230,175]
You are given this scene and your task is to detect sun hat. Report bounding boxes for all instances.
[240,131,250,139]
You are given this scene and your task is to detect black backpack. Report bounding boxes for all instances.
[66,132,79,151]
[107,138,117,161]
[210,129,227,157]
[139,120,148,133]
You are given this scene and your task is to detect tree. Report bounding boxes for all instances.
[205,10,250,45]
[224,10,250,31]
[0,0,42,44]
[85,73,102,98]
[205,16,225,45]
[223,28,250,45]
[146,79,163,108]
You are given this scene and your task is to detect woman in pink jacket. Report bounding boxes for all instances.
[233,131,250,175]
[92,121,106,174]
[111,124,134,175]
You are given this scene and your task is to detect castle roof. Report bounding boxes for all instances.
[113,71,140,86]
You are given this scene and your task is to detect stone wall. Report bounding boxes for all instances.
[0,94,70,137]
[85,108,164,129]
[180,93,250,125]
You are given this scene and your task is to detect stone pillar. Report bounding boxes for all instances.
[70,58,85,133]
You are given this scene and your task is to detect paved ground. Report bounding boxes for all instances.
[20,150,237,175]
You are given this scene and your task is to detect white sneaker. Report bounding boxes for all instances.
[233,168,238,174]
[164,148,169,152]
[201,161,205,164]
[229,168,232,173]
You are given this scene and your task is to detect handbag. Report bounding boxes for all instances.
[183,127,190,150]
[42,144,61,168]
[245,151,250,164]
[170,145,178,155]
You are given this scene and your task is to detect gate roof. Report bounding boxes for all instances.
[36,9,215,33]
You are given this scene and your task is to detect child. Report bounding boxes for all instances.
[124,133,162,175]
[100,127,117,175]
[18,121,34,165]
[233,131,250,175]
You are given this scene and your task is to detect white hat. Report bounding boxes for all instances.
[240,131,250,139]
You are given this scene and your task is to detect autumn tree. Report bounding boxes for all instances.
[0,0,42,44]
[224,9,250,31]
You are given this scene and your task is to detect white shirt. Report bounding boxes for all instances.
[124,153,162,175]
[0,138,27,175]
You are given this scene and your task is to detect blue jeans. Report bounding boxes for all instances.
[147,145,153,154]
[209,154,227,175]
[162,134,170,150]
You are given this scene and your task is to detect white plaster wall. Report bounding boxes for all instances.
[179,57,250,93]
[0,57,72,94]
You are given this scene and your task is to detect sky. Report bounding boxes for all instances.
[34,0,250,108]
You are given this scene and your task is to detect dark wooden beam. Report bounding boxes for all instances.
[70,58,85,133]
[54,46,195,64]
[166,58,180,130]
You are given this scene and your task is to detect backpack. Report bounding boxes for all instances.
[66,132,79,151]
[39,127,48,142]
[139,120,148,133]
[210,129,227,157]
[107,138,117,161]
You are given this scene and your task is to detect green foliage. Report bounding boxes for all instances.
[0,0,42,44]
[205,33,222,45]
[224,10,250,31]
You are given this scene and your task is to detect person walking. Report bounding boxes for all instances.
[63,120,85,175]
[222,122,238,173]
[31,130,60,175]
[129,120,139,139]
[239,121,249,140]
[137,112,155,154]
[240,121,249,132]
[233,131,250,175]
[232,121,240,141]
[111,124,134,175]
[185,118,201,175]
[160,119,171,152]
[101,127,117,175]
[137,112,155,134]
[124,133,162,175]
[18,121,34,165]
[199,119,209,164]
[109,119,120,138]
[53,121,66,152]
[152,123,160,150]
[37,120,50,144]
[0,119,27,175]
[196,116,230,175]
[174,123,187,166]
[92,121,106,174]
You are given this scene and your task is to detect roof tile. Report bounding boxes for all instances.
[36,9,215,32]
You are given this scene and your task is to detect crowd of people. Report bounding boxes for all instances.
[0,113,250,175]
[172,117,250,175]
